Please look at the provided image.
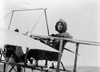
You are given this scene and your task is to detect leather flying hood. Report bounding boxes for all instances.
[55,18,67,33]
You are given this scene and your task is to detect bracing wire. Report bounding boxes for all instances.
[4,8,49,36]
[30,11,43,34]
[0,12,12,22]
[8,11,14,30]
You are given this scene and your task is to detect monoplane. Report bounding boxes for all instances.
[0,8,100,72]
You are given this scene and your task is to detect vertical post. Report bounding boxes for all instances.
[24,47,29,65]
[56,39,63,72]
[45,60,48,67]
[44,8,50,36]
[24,47,29,72]
[0,48,2,61]
[3,48,6,72]
[73,43,79,72]
[3,63,6,72]
[8,10,14,30]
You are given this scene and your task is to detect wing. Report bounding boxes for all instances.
[0,28,59,53]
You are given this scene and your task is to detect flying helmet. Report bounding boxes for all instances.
[55,18,67,33]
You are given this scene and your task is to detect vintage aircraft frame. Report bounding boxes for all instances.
[0,8,100,72]
[30,34,100,72]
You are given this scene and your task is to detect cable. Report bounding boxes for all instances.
[30,11,43,34]
[0,12,12,22]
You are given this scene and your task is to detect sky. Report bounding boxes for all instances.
[0,0,100,66]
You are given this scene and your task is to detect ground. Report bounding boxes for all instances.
[0,63,100,72]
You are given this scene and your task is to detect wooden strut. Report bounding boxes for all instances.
[56,39,63,72]
[73,43,79,72]
[44,8,50,36]
[3,63,6,72]
[44,8,50,67]
[1,49,8,72]
[13,8,44,11]
[3,48,30,72]
[30,35,100,46]
[1,61,52,72]
[9,65,17,72]
[23,47,29,72]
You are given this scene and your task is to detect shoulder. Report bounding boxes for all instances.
[62,32,70,36]
[62,32,73,39]
[51,32,73,39]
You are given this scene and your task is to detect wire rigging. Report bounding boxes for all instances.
[30,11,44,34]
[6,8,49,37]
[8,11,15,30]
[0,12,12,22]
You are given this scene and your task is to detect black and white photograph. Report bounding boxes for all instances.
[0,0,100,72]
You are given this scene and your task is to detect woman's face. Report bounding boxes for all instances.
[57,22,63,31]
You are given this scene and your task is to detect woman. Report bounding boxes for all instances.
[39,18,73,51]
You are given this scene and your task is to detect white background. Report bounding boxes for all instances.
[0,0,100,66]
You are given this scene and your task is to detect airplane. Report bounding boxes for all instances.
[30,34,100,72]
[0,8,71,72]
[0,8,100,72]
